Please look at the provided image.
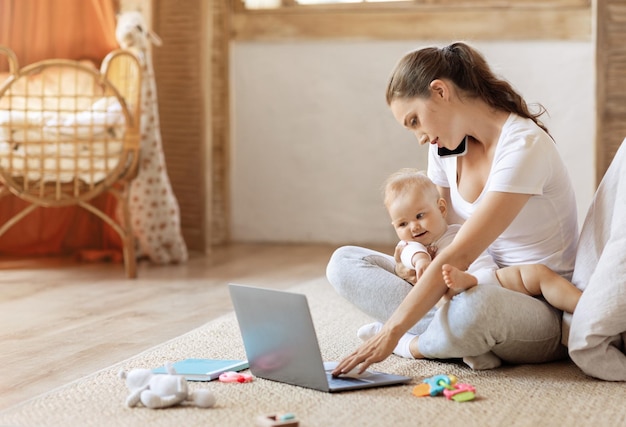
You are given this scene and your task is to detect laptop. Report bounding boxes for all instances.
[228,283,412,392]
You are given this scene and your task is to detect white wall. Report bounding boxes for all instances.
[230,40,595,246]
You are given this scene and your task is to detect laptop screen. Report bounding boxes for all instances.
[229,283,330,391]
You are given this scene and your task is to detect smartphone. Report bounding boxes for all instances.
[437,136,468,157]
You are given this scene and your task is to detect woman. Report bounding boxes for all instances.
[328,42,578,376]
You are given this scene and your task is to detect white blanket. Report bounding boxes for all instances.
[567,137,626,381]
[0,97,125,183]
[0,97,123,140]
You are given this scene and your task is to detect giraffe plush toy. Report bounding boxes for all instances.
[115,11,188,264]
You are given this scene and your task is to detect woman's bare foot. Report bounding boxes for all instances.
[442,264,478,293]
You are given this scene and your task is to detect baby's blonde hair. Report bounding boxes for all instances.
[383,168,441,208]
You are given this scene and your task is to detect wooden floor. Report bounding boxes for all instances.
[0,243,392,410]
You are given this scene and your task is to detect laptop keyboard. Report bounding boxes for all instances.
[325,371,372,387]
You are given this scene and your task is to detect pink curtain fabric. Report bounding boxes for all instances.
[0,0,118,70]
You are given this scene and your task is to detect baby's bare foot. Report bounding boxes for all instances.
[442,264,478,292]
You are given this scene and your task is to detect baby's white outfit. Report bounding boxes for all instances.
[400,224,500,287]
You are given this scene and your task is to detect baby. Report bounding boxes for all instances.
[385,169,497,289]
[384,168,581,313]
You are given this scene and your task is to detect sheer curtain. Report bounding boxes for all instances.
[0,0,118,68]
[0,0,123,257]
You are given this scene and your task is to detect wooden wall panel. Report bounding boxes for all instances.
[596,0,626,184]
[209,0,231,245]
[233,2,591,41]
[152,0,208,251]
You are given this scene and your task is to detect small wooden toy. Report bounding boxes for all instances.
[256,412,299,427]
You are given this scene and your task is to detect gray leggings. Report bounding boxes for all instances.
[326,245,567,364]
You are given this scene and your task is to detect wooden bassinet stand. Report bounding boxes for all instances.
[0,46,142,278]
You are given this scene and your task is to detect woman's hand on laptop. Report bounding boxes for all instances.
[331,328,399,376]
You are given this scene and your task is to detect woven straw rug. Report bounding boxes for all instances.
[1,277,624,427]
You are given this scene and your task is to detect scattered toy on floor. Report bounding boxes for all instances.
[119,362,216,409]
[256,412,299,427]
[219,371,254,383]
[412,374,476,402]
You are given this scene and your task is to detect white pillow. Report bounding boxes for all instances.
[0,109,57,127]
[44,96,123,138]
[568,137,626,381]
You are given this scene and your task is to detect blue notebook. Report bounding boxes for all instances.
[153,358,249,381]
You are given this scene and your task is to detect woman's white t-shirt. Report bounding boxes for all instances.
[427,113,578,279]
